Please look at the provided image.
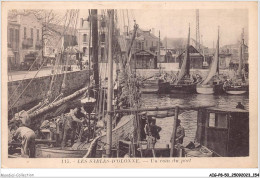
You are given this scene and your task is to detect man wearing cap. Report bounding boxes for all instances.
[61,107,85,148]
[175,119,185,144]
[145,118,161,149]
[11,122,36,158]
[14,110,31,127]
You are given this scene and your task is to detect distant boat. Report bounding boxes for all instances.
[159,25,197,94]
[196,27,224,95]
[223,83,248,95]
[224,29,248,95]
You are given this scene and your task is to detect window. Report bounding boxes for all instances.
[146,41,148,47]
[31,28,33,39]
[100,33,105,43]
[9,28,14,43]
[208,113,228,128]
[37,29,39,41]
[83,34,87,43]
[15,29,19,43]
[209,113,216,127]
[24,27,27,39]
[15,29,19,49]
[141,42,144,50]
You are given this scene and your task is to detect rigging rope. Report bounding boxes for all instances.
[8,54,41,103]
[9,58,47,111]
[61,10,79,93]
[9,10,79,112]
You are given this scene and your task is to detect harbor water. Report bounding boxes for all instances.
[141,94,249,147]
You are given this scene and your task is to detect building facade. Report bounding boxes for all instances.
[78,18,91,57]
[178,45,204,69]
[129,28,160,54]
[131,50,157,69]
[78,15,107,63]
[8,13,43,69]
[7,21,20,70]
[220,42,249,68]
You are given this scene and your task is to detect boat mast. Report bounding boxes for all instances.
[216,26,219,75]
[158,30,161,63]
[91,9,99,92]
[186,24,191,76]
[106,9,114,157]
[238,28,244,77]
[166,36,168,63]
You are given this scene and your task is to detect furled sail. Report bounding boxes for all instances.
[237,29,244,77]
[175,25,190,84]
[202,28,219,85]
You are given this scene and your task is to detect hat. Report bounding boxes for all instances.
[17,110,30,126]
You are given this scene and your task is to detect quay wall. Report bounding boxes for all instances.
[8,69,90,112]
[99,62,235,81]
[136,69,235,79]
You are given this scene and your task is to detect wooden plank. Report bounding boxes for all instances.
[170,107,179,157]
[107,104,214,114]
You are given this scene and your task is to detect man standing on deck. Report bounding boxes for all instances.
[236,102,245,110]
[145,118,162,149]
[174,119,185,144]
[11,123,36,158]
[61,107,85,148]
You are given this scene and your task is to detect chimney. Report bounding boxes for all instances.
[151,28,155,35]
[80,18,83,28]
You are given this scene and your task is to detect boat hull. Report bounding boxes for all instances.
[36,147,88,158]
[225,90,247,95]
[213,83,225,94]
[141,79,159,94]
[196,85,214,94]
[158,80,170,94]
[224,85,248,95]
[196,83,224,95]
[36,146,118,158]
[169,84,196,94]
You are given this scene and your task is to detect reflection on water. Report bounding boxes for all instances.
[141,94,249,147]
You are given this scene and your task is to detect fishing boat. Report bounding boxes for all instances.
[159,25,197,94]
[223,82,248,95]
[140,76,160,94]
[37,114,135,158]
[35,10,143,158]
[196,27,224,94]
[223,29,249,95]
[115,104,249,158]
[7,10,134,158]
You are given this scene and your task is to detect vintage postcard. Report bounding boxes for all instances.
[1,1,258,169]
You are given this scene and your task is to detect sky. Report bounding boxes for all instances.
[77,9,248,48]
[131,9,248,48]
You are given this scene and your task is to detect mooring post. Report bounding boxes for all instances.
[170,106,179,157]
